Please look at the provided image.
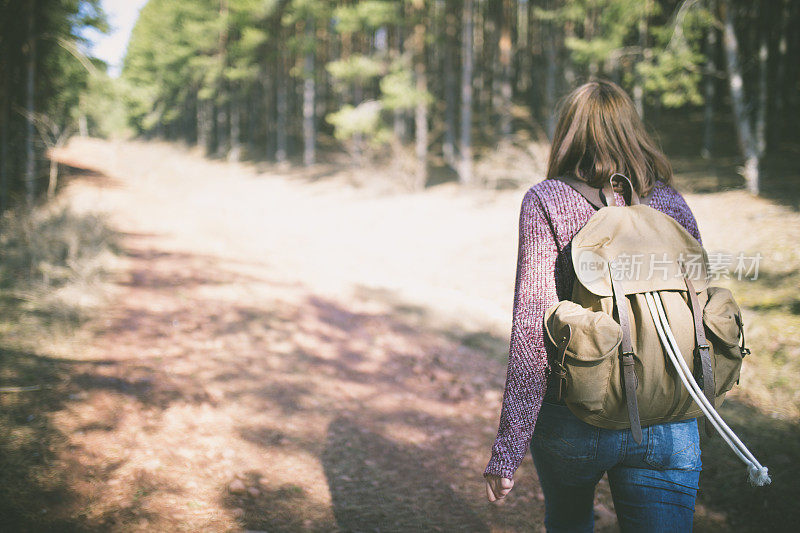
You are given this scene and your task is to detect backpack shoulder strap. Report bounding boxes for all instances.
[550,175,655,209]
[550,175,607,209]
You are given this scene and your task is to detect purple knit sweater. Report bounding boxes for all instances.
[484,177,702,480]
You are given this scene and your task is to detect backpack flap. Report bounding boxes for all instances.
[571,204,709,297]
[543,301,622,414]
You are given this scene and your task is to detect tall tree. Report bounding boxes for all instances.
[442,0,458,166]
[216,0,230,158]
[0,0,106,210]
[412,0,429,188]
[302,16,316,166]
[25,0,37,205]
[114,0,800,197]
[633,0,650,118]
[720,0,760,194]
[755,17,767,157]
[459,0,474,185]
[702,25,717,159]
[497,0,513,138]
[0,51,9,213]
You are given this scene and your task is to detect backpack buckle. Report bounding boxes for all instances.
[740,346,751,357]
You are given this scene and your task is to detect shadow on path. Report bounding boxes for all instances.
[322,415,489,532]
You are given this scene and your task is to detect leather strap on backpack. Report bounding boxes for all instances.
[550,174,654,209]
[735,313,750,359]
[683,276,715,403]
[553,324,572,402]
[609,271,643,444]
[550,175,607,209]
[602,173,640,207]
[683,273,717,437]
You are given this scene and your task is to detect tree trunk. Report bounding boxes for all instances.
[459,0,474,185]
[772,4,788,144]
[246,90,256,155]
[228,93,241,162]
[515,0,530,95]
[276,50,288,164]
[47,156,58,200]
[786,1,800,124]
[262,70,274,159]
[197,97,211,155]
[215,95,228,157]
[196,97,203,151]
[303,17,316,166]
[25,0,37,205]
[413,1,428,189]
[480,3,494,132]
[392,22,407,143]
[0,66,9,213]
[755,29,767,156]
[563,21,577,88]
[721,0,759,195]
[634,0,649,119]
[584,9,599,76]
[443,0,457,167]
[215,0,229,158]
[497,0,513,138]
[543,0,558,139]
[352,79,363,164]
[702,27,717,159]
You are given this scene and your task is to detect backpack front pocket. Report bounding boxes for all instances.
[544,300,623,413]
[702,286,746,397]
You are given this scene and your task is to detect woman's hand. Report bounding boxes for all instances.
[485,475,514,502]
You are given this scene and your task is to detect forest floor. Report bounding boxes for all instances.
[1,137,799,532]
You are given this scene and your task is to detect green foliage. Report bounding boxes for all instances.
[379,65,431,111]
[118,0,723,158]
[640,4,713,108]
[327,54,385,84]
[332,1,398,33]
[558,0,654,67]
[104,0,797,180]
[636,47,705,107]
[326,100,389,145]
[77,72,132,138]
[0,0,109,207]
[123,0,220,130]
[564,35,620,66]
[283,0,329,25]
[536,0,711,109]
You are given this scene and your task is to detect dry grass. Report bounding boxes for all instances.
[0,136,797,532]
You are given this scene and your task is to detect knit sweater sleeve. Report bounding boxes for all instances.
[484,187,559,480]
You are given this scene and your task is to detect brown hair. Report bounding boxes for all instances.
[545,79,674,197]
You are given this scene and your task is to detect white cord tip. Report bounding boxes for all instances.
[747,465,772,487]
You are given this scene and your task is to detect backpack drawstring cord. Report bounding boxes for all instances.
[644,291,772,487]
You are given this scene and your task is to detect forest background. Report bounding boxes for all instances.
[2,0,799,201]
[1,0,799,531]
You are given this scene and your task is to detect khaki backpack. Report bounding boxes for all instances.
[543,174,770,486]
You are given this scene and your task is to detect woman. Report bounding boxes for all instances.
[483,79,703,532]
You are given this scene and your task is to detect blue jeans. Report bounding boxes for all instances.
[531,402,701,533]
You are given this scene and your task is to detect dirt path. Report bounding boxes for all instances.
[39,138,554,532]
[30,138,798,531]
